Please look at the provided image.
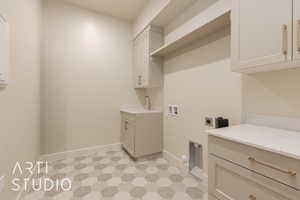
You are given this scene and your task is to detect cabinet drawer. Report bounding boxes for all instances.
[209,155,300,200]
[121,112,136,123]
[209,136,300,190]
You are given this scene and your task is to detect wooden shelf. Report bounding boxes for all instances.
[151,4,231,57]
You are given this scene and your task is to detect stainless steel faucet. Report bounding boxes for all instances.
[145,96,151,110]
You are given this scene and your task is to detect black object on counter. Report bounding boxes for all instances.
[215,117,229,128]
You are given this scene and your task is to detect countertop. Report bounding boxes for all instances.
[120,105,162,114]
[207,124,300,160]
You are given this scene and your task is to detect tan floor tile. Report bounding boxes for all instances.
[21,149,207,200]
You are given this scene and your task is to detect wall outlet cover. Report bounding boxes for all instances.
[173,105,179,116]
[205,117,215,127]
[167,105,173,115]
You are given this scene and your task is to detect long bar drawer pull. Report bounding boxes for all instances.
[249,195,256,200]
[282,24,288,55]
[248,157,296,176]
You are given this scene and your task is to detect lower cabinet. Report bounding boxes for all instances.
[121,112,163,158]
[209,155,299,200]
[121,119,135,156]
[208,135,300,200]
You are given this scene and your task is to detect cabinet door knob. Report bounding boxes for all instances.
[138,76,142,85]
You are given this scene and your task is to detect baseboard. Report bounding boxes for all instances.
[163,150,188,172]
[16,163,39,200]
[40,143,121,162]
[163,150,208,181]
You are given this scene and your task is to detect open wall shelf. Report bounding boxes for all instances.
[150,0,197,27]
[151,2,231,57]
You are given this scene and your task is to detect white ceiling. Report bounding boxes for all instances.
[62,0,149,21]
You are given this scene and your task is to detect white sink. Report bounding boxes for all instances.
[120,105,162,114]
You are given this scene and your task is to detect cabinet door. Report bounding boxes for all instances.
[232,0,292,71]
[133,39,140,88]
[133,31,148,88]
[132,26,163,88]
[209,155,299,200]
[294,0,300,61]
[121,120,127,147]
[133,37,143,88]
[139,30,149,87]
[126,121,135,156]
[121,120,130,153]
[121,120,135,156]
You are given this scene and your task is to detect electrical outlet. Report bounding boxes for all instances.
[167,105,179,117]
[167,105,173,116]
[205,117,214,127]
[173,105,179,116]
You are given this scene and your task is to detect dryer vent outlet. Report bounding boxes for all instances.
[189,141,203,179]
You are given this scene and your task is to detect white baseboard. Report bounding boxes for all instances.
[40,143,121,162]
[163,150,208,181]
[16,163,39,200]
[163,150,188,172]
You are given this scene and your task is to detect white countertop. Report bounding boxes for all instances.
[120,105,162,114]
[207,124,300,160]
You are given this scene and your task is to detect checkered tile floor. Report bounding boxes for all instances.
[21,148,208,200]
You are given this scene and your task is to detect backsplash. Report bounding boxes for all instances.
[242,68,300,118]
[244,113,300,132]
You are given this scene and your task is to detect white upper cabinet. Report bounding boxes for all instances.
[133,26,163,88]
[294,0,300,61]
[231,0,298,73]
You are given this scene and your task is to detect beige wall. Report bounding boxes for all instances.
[138,0,241,173]
[0,0,41,199]
[242,68,300,118]
[41,0,144,154]
[163,30,242,173]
